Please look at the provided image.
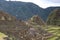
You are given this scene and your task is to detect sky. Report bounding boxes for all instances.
[6,0,60,8]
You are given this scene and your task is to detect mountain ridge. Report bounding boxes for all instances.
[0,1,60,21]
[0,11,53,40]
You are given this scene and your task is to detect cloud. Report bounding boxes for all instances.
[48,0,60,3]
[6,0,60,8]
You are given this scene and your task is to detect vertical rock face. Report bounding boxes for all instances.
[47,8,60,26]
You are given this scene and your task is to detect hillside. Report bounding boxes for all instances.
[0,0,60,21]
[44,7,60,21]
[27,15,46,26]
[0,11,53,40]
[0,11,29,40]
[0,0,60,40]
[47,8,60,26]
[0,1,44,20]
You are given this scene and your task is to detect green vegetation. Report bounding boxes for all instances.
[45,25,60,40]
[0,7,60,40]
[47,8,60,26]
[0,32,7,40]
[0,25,60,40]
[46,8,60,40]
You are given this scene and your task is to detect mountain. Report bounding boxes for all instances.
[0,10,17,21]
[27,15,46,26]
[0,11,29,40]
[47,8,60,26]
[0,11,53,40]
[0,0,60,21]
[0,1,44,21]
[43,7,60,21]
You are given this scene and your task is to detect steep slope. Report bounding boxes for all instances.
[41,7,60,21]
[44,7,60,21]
[27,15,46,26]
[0,11,16,21]
[0,11,29,40]
[0,1,60,21]
[47,8,60,26]
[0,11,53,40]
[0,1,44,20]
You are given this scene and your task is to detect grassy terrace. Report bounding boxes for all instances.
[0,32,7,40]
[45,25,60,40]
[0,25,60,40]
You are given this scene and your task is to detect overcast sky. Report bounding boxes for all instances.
[6,0,60,8]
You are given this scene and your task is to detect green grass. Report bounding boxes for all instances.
[0,32,7,39]
[0,25,60,40]
[45,25,60,40]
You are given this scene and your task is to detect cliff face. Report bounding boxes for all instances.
[47,8,60,26]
